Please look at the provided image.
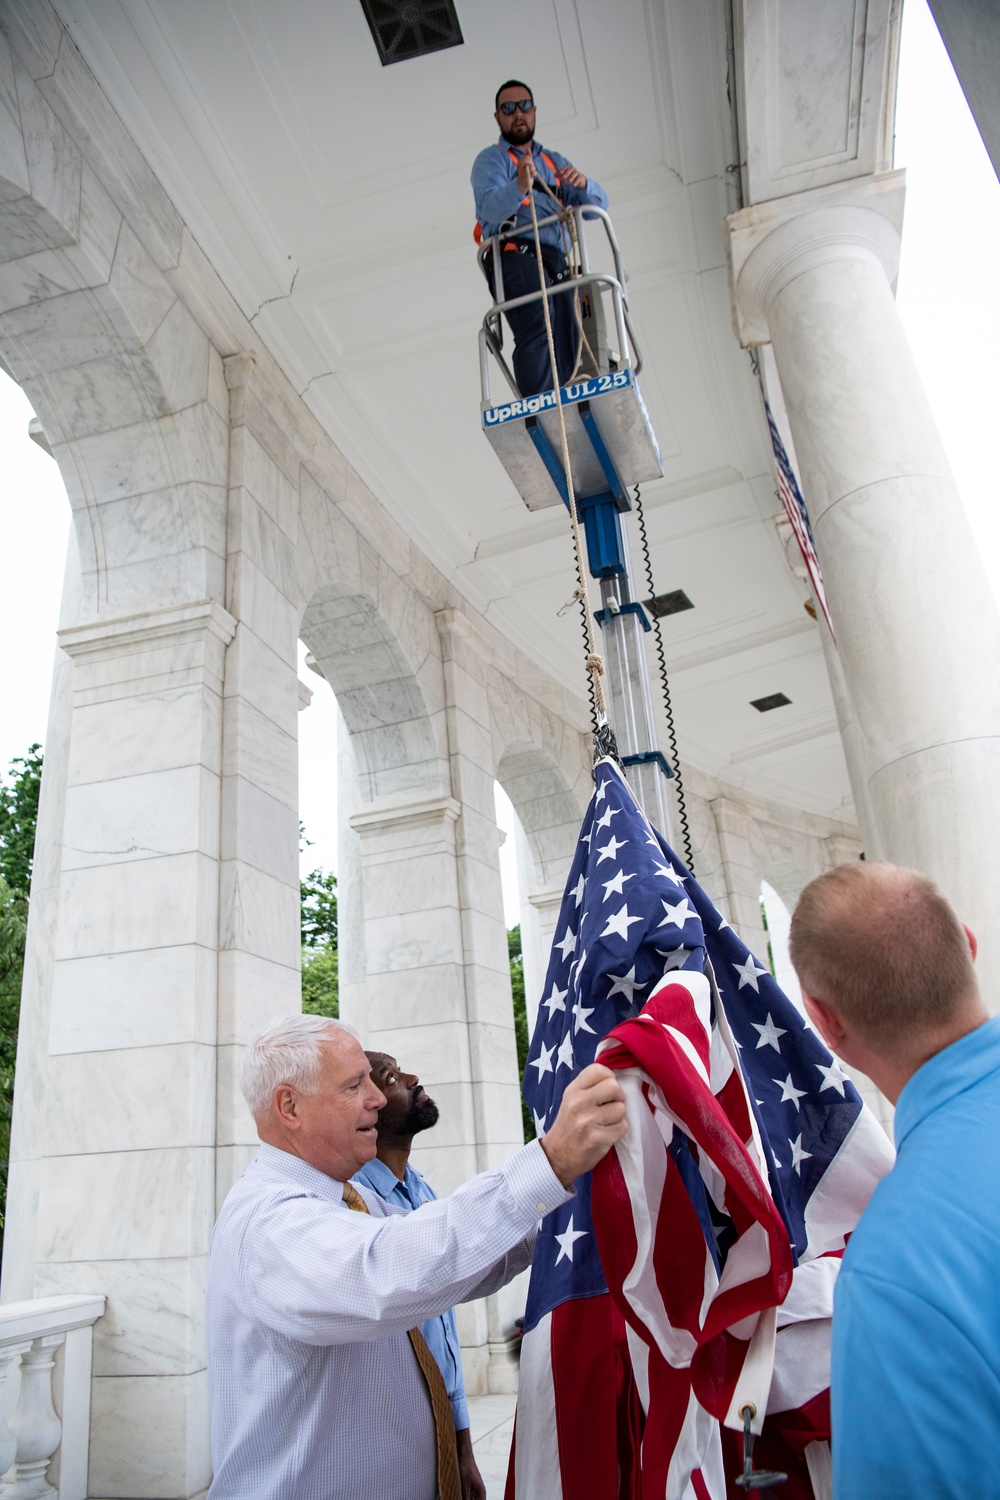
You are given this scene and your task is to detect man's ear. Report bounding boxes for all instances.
[963,923,978,962]
[802,992,847,1052]
[273,1084,302,1129]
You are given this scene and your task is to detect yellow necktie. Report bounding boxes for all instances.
[342,1181,461,1500]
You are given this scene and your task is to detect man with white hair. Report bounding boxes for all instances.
[206,1014,627,1500]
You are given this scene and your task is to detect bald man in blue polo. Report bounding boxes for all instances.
[789,860,1000,1500]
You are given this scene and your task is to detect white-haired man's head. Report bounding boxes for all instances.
[240,1014,359,1117]
[241,1015,386,1180]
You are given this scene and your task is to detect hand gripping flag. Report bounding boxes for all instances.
[507,759,893,1500]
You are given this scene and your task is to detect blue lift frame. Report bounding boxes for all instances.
[524,404,672,787]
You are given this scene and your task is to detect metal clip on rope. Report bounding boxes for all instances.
[735,1404,787,1495]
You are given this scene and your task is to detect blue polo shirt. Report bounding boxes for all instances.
[832,1016,1000,1499]
[352,1157,470,1431]
[471,138,608,252]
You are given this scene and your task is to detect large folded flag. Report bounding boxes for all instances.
[508,759,893,1499]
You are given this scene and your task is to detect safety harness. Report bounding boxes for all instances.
[473,144,562,247]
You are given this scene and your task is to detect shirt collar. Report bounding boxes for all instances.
[894,1015,1000,1150]
[353,1156,407,1198]
[254,1142,349,1204]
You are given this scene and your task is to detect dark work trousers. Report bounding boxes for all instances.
[486,244,580,397]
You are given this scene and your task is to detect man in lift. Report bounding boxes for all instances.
[471,81,608,397]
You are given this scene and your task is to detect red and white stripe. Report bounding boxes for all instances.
[592,971,794,1497]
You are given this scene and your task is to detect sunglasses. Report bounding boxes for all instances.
[498,99,535,116]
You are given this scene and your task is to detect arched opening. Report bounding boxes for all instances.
[760,879,804,1015]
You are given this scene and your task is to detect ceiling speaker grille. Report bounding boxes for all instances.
[750,692,792,713]
[359,0,464,65]
[646,589,694,619]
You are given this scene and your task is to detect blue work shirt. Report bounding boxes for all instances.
[832,1015,1000,1499]
[471,137,608,253]
[353,1157,470,1431]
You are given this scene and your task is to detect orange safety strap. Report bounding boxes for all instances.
[473,145,562,245]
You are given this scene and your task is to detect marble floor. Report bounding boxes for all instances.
[467,1392,518,1497]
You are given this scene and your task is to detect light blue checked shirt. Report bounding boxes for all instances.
[206,1141,568,1500]
[353,1156,470,1431]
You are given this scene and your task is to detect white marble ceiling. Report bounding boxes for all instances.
[54,0,856,822]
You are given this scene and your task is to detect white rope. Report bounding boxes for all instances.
[526,182,608,720]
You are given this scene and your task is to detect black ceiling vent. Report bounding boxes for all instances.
[360,0,463,65]
[646,589,694,619]
[750,692,792,713]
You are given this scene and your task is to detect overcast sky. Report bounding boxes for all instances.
[1,0,997,922]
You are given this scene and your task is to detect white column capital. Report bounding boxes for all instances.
[57,600,237,663]
[349,794,461,838]
[725,170,906,347]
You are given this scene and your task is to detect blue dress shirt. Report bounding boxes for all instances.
[471,138,608,252]
[354,1157,470,1430]
[832,1016,1000,1499]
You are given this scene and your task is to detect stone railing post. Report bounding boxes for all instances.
[0,1296,104,1500]
[8,1334,64,1498]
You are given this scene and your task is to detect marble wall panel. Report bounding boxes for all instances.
[57,852,219,960]
[34,1255,208,1379]
[232,426,298,541]
[365,1022,473,1086]
[146,300,211,415]
[106,221,175,345]
[223,624,300,724]
[0,286,121,372]
[362,761,442,804]
[229,488,300,601]
[68,417,182,505]
[408,1142,481,1200]
[36,1146,215,1264]
[237,379,304,488]
[11,49,81,241]
[359,849,461,921]
[88,1368,211,1499]
[43,1042,216,1157]
[0,1,62,86]
[49,945,216,1056]
[363,962,466,1033]
[218,860,299,968]
[216,949,300,1047]
[33,351,169,440]
[215,1043,255,1150]
[170,400,229,489]
[221,697,296,808]
[467,1023,520,1088]
[61,764,219,870]
[363,908,465,979]
[226,556,299,663]
[41,33,185,272]
[220,775,298,885]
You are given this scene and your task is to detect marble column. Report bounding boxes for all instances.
[710,796,770,966]
[19,599,235,1500]
[215,355,303,1210]
[728,171,1000,1004]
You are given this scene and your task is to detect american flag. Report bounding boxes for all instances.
[508,759,892,1499]
[765,400,836,643]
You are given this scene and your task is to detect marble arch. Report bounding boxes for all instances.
[0,41,227,619]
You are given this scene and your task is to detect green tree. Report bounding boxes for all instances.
[0,744,42,1238]
[508,925,535,1142]
[0,744,42,895]
[301,861,338,1017]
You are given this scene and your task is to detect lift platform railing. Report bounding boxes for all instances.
[476,204,644,405]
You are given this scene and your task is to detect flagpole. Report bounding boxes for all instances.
[595,548,676,841]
